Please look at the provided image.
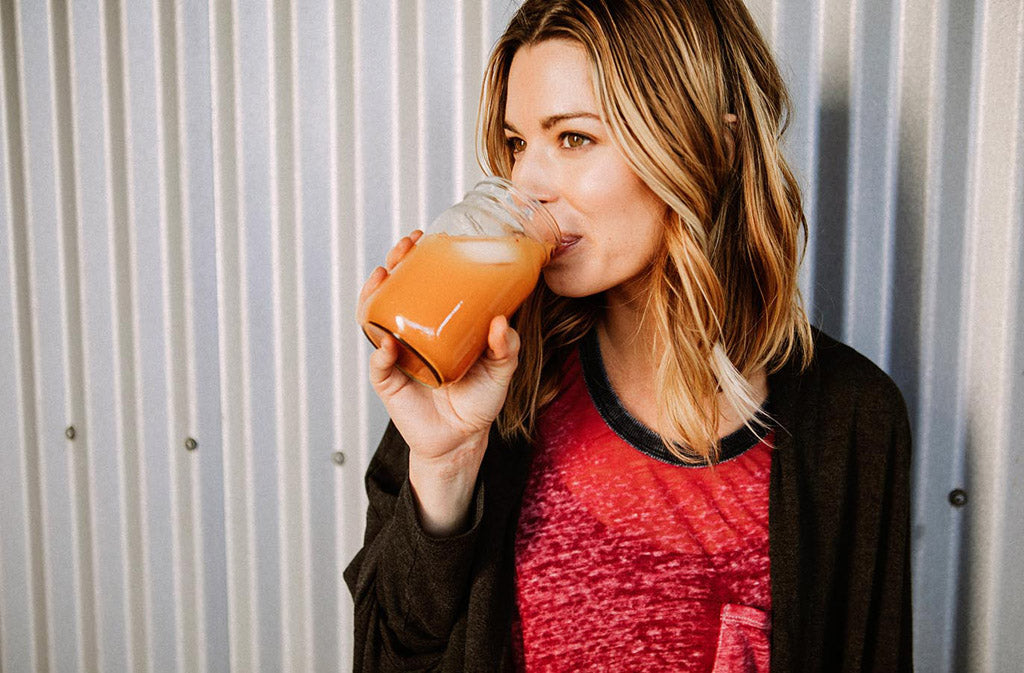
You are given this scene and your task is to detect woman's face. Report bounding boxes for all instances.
[504,39,667,299]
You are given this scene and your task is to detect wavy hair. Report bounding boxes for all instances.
[478,0,813,463]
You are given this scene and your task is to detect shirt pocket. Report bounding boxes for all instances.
[710,603,771,673]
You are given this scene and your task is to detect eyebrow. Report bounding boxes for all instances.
[503,112,602,133]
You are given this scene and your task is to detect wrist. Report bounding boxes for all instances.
[408,434,488,537]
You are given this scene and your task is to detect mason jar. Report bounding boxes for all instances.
[360,177,561,387]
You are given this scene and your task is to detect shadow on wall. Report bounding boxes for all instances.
[805,0,985,667]
[810,98,850,343]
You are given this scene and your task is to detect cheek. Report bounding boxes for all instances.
[582,174,666,250]
[570,153,662,222]
[570,159,627,214]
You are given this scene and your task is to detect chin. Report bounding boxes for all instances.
[541,269,602,299]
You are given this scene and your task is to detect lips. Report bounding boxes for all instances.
[553,235,581,259]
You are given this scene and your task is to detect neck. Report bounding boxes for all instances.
[594,285,769,441]
[596,285,660,375]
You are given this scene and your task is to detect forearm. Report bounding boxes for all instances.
[346,430,487,669]
[347,477,484,670]
[408,431,489,537]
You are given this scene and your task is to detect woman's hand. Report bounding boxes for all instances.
[357,230,522,534]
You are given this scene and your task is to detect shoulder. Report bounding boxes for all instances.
[769,328,910,452]
[804,329,906,413]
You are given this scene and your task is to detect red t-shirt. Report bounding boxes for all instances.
[513,335,773,672]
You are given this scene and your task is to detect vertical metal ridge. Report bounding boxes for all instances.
[153,0,200,669]
[183,0,231,663]
[291,0,335,659]
[919,4,956,667]
[895,2,951,668]
[328,0,345,664]
[991,5,1024,664]
[961,0,1024,667]
[478,0,492,176]
[25,5,60,673]
[481,0,490,49]
[352,0,369,478]
[956,0,1004,666]
[875,0,907,368]
[889,0,936,424]
[785,0,824,311]
[240,0,264,663]
[767,0,779,48]
[389,0,401,241]
[453,0,466,198]
[288,0,315,665]
[172,0,209,668]
[209,0,256,669]
[911,0,944,471]
[842,0,862,343]
[74,0,115,668]
[268,0,311,668]
[416,0,426,229]
[28,0,72,668]
[461,0,483,189]
[396,0,420,236]
[54,0,102,669]
[138,5,165,663]
[234,0,268,668]
[330,0,359,664]
[267,0,284,669]
[810,0,852,336]
[940,0,978,667]
[0,3,28,669]
[100,2,134,667]
[803,0,825,310]
[0,0,47,669]
[123,0,173,667]
[932,25,963,673]
[102,0,149,668]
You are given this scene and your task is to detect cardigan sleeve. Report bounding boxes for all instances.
[768,331,914,672]
[822,353,915,671]
[855,379,914,671]
[343,422,486,672]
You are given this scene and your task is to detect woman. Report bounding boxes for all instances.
[344,1,913,671]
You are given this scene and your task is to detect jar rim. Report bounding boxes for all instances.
[469,176,560,241]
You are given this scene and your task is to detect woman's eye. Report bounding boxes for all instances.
[561,133,591,149]
[507,137,526,153]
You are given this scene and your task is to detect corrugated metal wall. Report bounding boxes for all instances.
[0,0,1020,671]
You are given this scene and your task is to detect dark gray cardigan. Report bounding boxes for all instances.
[344,330,914,671]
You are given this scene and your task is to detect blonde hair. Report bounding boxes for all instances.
[479,0,813,463]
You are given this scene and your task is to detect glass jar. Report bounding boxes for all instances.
[360,177,560,387]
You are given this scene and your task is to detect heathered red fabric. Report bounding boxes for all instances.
[513,349,772,672]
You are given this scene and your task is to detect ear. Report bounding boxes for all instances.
[723,113,739,167]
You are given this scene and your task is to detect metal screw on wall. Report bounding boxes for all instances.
[949,489,968,508]
[185,437,198,452]
[332,451,345,466]
[65,426,76,440]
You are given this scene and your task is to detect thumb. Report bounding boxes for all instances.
[483,315,520,373]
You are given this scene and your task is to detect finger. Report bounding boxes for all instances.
[357,266,387,307]
[383,230,425,269]
[368,334,406,391]
[384,235,417,270]
[485,315,520,363]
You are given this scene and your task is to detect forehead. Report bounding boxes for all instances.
[505,39,600,123]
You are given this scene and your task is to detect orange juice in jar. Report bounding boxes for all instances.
[360,178,560,387]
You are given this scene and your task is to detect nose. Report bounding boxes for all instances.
[510,147,556,205]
